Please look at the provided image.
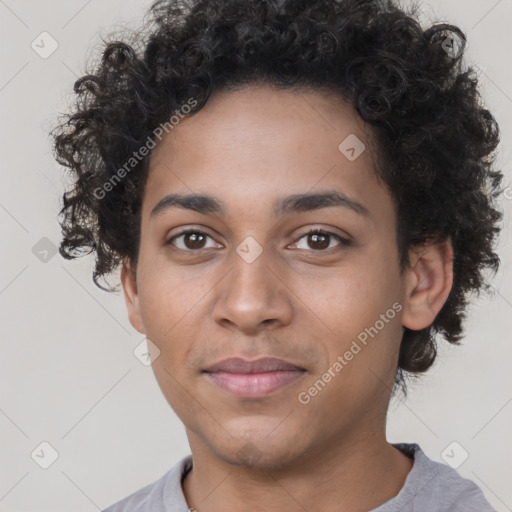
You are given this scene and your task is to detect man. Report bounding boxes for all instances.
[53,0,502,510]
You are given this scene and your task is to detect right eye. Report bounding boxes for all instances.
[165,229,221,252]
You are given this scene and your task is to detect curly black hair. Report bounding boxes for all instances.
[52,0,504,393]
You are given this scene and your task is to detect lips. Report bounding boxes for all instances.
[203,357,306,398]
[204,357,305,374]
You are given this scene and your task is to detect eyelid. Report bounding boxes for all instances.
[294,226,352,243]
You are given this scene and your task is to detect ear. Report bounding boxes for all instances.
[120,257,146,334]
[401,237,454,331]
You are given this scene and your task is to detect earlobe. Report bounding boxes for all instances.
[401,238,454,331]
[120,257,146,334]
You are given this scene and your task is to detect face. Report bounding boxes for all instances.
[121,85,446,470]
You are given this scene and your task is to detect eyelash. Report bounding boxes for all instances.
[165,228,351,254]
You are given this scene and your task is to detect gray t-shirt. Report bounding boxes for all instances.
[102,443,495,511]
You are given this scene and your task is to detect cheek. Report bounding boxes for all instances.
[297,315,402,425]
[150,356,198,424]
[296,260,403,372]
[136,263,217,373]
[136,261,197,336]
[294,262,395,329]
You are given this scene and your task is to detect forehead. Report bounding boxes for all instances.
[143,85,392,224]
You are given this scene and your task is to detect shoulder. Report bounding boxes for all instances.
[381,443,496,512]
[101,455,193,512]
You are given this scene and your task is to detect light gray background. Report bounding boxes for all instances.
[0,0,511,510]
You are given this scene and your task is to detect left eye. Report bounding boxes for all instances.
[292,229,349,251]
[165,228,350,252]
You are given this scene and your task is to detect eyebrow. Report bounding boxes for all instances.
[150,190,370,218]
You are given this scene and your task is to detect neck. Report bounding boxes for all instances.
[182,428,413,512]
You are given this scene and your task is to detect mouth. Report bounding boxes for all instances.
[202,357,307,398]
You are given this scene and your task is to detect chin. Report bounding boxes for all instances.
[208,422,309,471]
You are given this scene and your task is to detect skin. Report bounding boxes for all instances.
[121,85,454,512]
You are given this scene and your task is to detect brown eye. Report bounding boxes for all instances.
[182,232,207,249]
[166,229,218,251]
[307,232,330,250]
[293,229,350,251]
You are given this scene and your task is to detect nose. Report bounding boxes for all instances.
[212,247,293,335]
